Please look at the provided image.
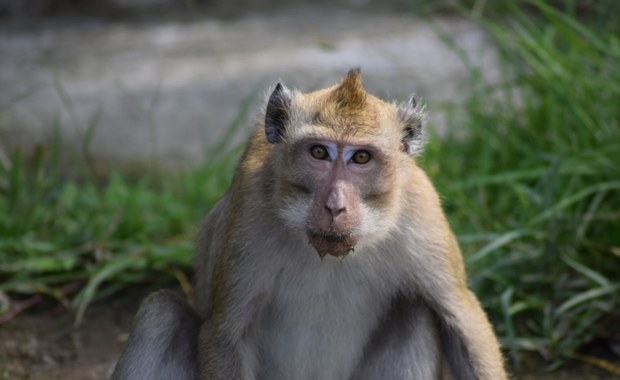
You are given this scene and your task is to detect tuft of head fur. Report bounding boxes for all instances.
[329,68,367,115]
[309,68,379,136]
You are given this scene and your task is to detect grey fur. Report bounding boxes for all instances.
[398,94,426,156]
[110,290,200,380]
[351,295,442,380]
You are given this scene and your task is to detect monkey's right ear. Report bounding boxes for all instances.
[265,83,293,144]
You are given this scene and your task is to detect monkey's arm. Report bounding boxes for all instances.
[353,287,505,380]
[198,289,264,380]
[197,276,263,378]
[353,246,505,380]
[197,245,273,380]
[419,237,507,380]
[195,200,279,380]
[395,168,507,380]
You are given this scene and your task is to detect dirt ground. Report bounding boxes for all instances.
[1,290,618,380]
[0,291,141,380]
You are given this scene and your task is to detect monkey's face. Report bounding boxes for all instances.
[265,69,425,259]
[276,135,401,259]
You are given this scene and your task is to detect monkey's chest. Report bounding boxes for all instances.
[256,260,387,380]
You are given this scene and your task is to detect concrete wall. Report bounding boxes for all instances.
[0,4,497,172]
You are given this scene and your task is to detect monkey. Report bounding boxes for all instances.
[111,69,507,380]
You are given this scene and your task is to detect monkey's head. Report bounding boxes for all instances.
[264,69,425,259]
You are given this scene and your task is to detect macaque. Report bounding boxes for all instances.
[112,69,507,380]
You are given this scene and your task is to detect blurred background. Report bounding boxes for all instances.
[0,0,498,172]
[0,0,619,379]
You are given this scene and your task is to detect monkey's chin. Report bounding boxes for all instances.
[307,231,357,259]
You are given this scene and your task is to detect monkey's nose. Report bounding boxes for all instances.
[325,186,346,217]
[325,204,346,217]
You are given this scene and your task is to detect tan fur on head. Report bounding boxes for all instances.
[312,68,380,135]
[263,69,425,158]
[330,68,367,113]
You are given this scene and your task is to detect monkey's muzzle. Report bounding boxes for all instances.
[308,230,357,259]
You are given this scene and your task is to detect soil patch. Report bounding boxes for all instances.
[0,290,144,380]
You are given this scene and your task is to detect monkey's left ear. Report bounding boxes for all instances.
[265,83,293,144]
[397,95,426,156]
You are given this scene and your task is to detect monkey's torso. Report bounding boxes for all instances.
[197,201,440,380]
[256,245,395,379]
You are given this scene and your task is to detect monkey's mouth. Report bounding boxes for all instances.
[307,230,357,259]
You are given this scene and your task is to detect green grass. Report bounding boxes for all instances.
[1,0,619,373]
[423,0,620,370]
[0,95,250,323]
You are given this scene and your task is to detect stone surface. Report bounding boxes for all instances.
[0,6,496,171]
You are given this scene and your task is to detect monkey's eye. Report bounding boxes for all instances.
[310,145,329,160]
[352,150,371,164]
